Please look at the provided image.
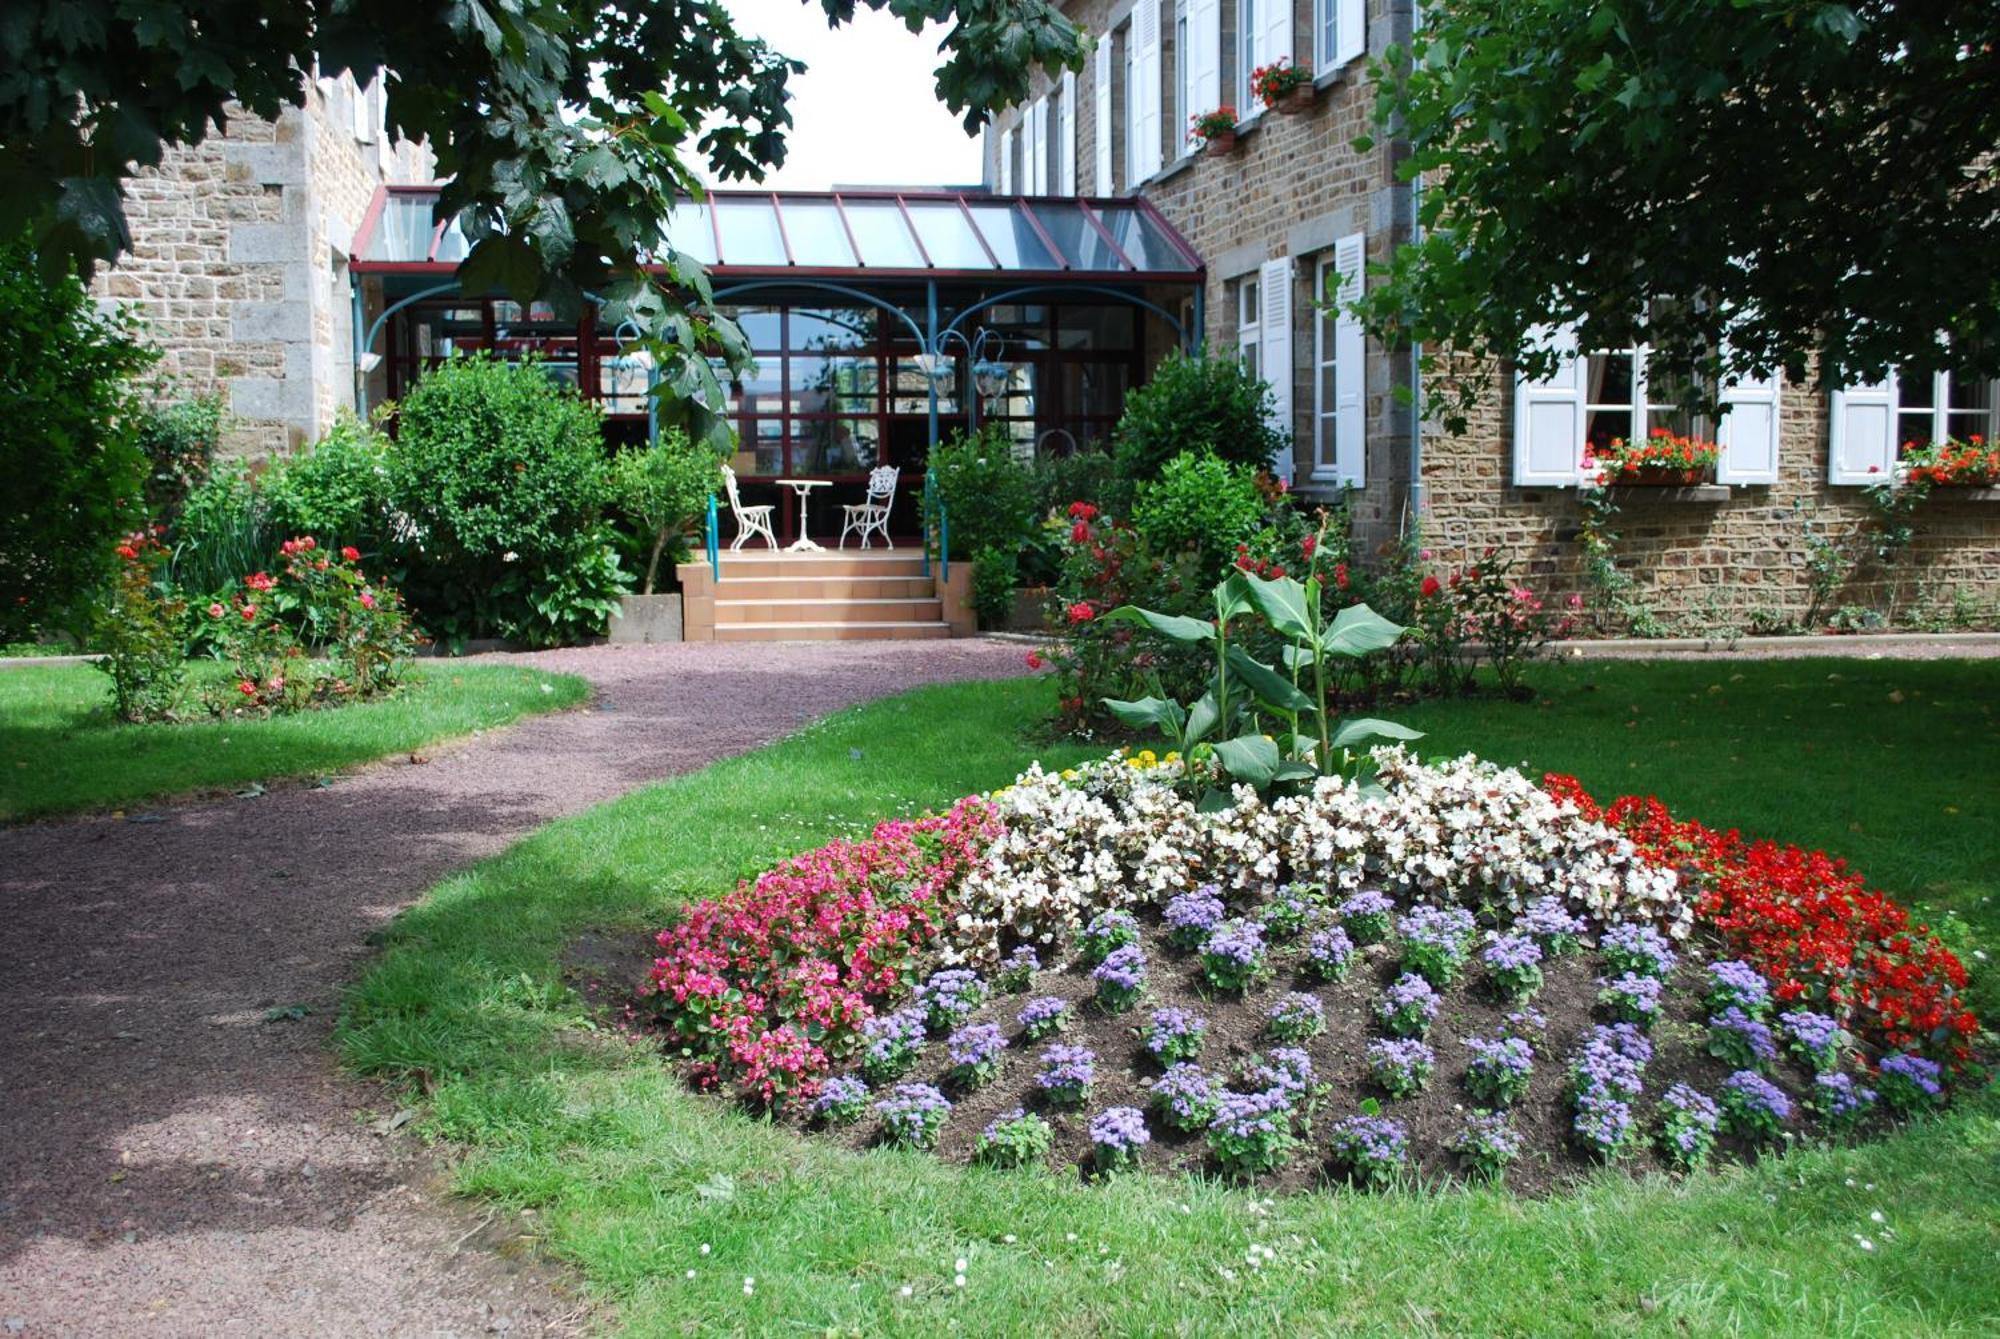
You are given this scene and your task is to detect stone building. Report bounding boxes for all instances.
[91,71,433,456]
[984,0,2000,626]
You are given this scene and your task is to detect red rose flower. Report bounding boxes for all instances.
[1025,651,1043,670]
[1420,575,1442,598]
[1066,601,1096,625]
[341,546,361,561]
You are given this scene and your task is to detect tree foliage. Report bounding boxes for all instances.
[0,0,1088,447]
[1359,0,2000,428]
[0,233,157,639]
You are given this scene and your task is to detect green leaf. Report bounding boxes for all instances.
[1212,734,1281,788]
[457,234,544,302]
[1272,760,1320,783]
[1195,788,1237,814]
[1321,603,1406,658]
[1241,571,1317,642]
[1329,717,1426,750]
[1185,690,1220,747]
[1214,570,1257,623]
[1103,695,1188,738]
[1100,605,1217,644]
[1224,643,1315,713]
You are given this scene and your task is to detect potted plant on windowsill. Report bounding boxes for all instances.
[1586,429,1720,485]
[1900,436,2000,487]
[1252,59,1314,115]
[1190,107,1240,157]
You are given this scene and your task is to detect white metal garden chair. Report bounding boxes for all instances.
[722,465,777,551]
[838,465,900,549]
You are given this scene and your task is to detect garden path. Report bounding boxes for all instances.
[0,640,1034,1336]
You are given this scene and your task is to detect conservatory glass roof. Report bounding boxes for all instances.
[352,186,1202,280]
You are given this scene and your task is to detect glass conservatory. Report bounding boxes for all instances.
[349,186,1204,537]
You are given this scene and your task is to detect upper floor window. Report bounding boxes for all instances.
[1236,276,1262,378]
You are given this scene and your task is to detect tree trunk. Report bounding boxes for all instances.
[643,529,668,595]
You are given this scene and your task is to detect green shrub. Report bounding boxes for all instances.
[0,233,156,640]
[1130,452,1267,583]
[1112,350,1284,483]
[610,428,724,593]
[135,392,225,525]
[924,424,1037,562]
[970,545,1020,629]
[169,461,272,598]
[91,533,189,722]
[261,414,395,558]
[388,354,624,646]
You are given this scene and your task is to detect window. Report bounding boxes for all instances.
[1582,349,1693,455]
[1315,0,1337,71]
[1124,25,1140,187]
[1314,0,1363,73]
[1175,0,1190,151]
[1236,276,1262,379]
[1313,235,1365,484]
[1830,365,1999,483]
[1237,0,1257,114]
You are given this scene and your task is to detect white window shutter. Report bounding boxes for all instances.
[1331,232,1366,486]
[1093,39,1114,193]
[1512,324,1588,485]
[1189,0,1222,130]
[1828,377,1897,484]
[1259,257,1296,482]
[998,125,1015,193]
[1335,0,1364,66]
[1060,73,1077,193]
[1258,0,1295,80]
[1134,0,1163,180]
[1716,369,1781,484]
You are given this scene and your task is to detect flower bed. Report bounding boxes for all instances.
[639,751,1980,1191]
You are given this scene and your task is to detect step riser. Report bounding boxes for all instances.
[718,557,928,579]
[715,600,944,625]
[714,577,938,599]
[715,623,951,642]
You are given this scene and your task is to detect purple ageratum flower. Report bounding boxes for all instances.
[1376,971,1441,1037]
[975,1107,1053,1169]
[993,945,1041,992]
[1876,1052,1945,1110]
[1597,972,1665,1026]
[1480,932,1546,1002]
[1450,1110,1521,1178]
[1600,1022,1655,1066]
[1240,1046,1315,1097]
[1200,918,1269,991]
[1164,886,1228,948]
[1705,959,1771,1014]
[1656,1082,1721,1167]
[945,1022,1006,1085]
[1091,944,1148,1010]
[810,1073,870,1123]
[875,1082,952,1149]
[1464,1034,1535,1106]
[1206,1087,1300,1176]
[1036,1044,1097,1106]
[1568,1026,1647,1102]
[1304,924,1355,981]
[1265,991,1326,1041]
[1572,1088,1637,1158]
[1016,995,1072,1040]
[1365,1037,1436,1098]
[1398,905,1478,984]
[1779,1010,1845,1070]
[1339,888,1396,944]
[1150,1063,1220,1131]
[1813,1071,1878,1124]
[1706,1007,1779,1070]
[859,1007,928,1079]
[1719,1070,1793,1141]
[1078,909,1142,963]
[1087,1105,1152,1166]
[917,968,987,1030]
[1143,1007,1206,1064]
[1260,883,1322,940]
[1599,922,1679,979]
[1516,895,1587,951]
[1328,1114,1410,1187]
[1501,1008,1549,1041]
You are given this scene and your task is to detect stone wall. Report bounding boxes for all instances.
[91,74,431,458]
[986,0,2000,627]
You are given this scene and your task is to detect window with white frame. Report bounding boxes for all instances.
[1236,0,1257,113]
[1312,234,1366,484]
[1313,256,1338,471]
[1236,275,1262,379]
[1582,349,1694,456]
[1829,364,2000,483]
[1175,0,1190,150]
[1314,0,1364,73]
[1124,24,1140,186]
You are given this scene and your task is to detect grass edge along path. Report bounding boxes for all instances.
[0,661,590,820]
[341,664,2000,1336]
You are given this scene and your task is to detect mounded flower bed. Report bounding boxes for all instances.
[638,749,1979,1194]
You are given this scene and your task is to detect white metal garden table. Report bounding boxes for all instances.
[779,478,830,552]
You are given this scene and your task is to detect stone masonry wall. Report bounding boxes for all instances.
[91,74,431,458]
[987,0,2000,627]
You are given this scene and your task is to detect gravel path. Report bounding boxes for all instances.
[0,640,1034,1337]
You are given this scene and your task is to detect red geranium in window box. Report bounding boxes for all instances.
[1189,106,1239,156]
[1900,436,2000,486]
[1251,60,1314,114]
[1586,429,1721,485]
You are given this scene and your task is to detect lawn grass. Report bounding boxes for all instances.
[340,659,2000,1336]
[0,661,591,820]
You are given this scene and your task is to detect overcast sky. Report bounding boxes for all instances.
[701,0,985,191]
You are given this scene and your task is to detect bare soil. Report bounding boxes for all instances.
[0,639,1036,1337]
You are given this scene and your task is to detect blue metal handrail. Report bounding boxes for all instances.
[923,469,948,584]
[706,493,720,581]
